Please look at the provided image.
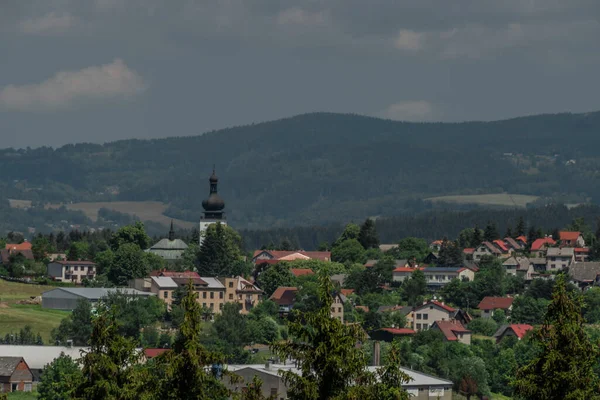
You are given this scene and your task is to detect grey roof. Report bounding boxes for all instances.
[226,363,452,387]
[151,276,178,289]
[503,257,518,266]
[569,262,600,282]
[200,277,225,289]
[504,257,531,270]
[530,257,547,265]
[330,274,347,286]
[365,259,408,267]
[42,287,154,300]
[0,346,86,370]
[0,356,23,377]
[547,247,575,257]
[146,238,188,261]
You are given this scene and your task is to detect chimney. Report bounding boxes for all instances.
[66,339,73,348]
[265,360,272,371]
[373,341,381,367]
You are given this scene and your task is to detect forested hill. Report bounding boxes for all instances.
[2,111,600,229]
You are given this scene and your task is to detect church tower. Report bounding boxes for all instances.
[199,168,227,245]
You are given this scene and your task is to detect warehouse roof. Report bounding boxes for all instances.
[42,287,154,300]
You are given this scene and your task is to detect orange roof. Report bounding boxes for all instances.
[575,248,590,253]
[493,240,509,252]
[559,231,581,241]
[340,288,355,296]
[516,235,527,243]
[463,248,475,254]
[144,348,169,358]
[269,286,298,301]
[379,327,416,335]
[290,268,314,277]
[433,320,470,341]
[478,296,514,310]
[5,241,32,251]
[509,324,533,339]
[252,250,331,261]
[531,238,556,251]
[431,300,456,312]
[431,240,443,246]
[355,305,369,313]
[393,267,416,273]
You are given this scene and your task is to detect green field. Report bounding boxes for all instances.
[0,280,69,342]
[425,193,539,208]
[8,391,37,400]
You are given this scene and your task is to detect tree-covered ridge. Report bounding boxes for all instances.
[2,111,600,228]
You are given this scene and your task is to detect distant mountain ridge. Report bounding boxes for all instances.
[1,110,600,229]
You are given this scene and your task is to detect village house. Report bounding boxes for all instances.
[530,237,556,256]
[472,241,502,260]
[408,301,458,332]
[392,266,419,282]
[46,260,97,284]
[290,268,314,278]
[422,267,475,289]
[568,262,600,290]
[502,257,535,280]
[575,247,590,262]
[149,276,179,308]
[504,237,523,251]
[0,357,33,393]
[478,296,514,319]
[545,247,575,271]
[269,286,345,322]
[492,239,512,255]
[252,250,331,264]
[559,231,585,247]
[430,320,472,345]
[0,241,34,265]
[219,276,263,314]
[493,324,533,343]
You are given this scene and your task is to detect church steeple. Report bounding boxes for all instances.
[168,220,175,241]
[202,167,225,218]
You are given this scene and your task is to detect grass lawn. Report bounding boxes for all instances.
[0,279,50,304]
[0,304,69,343]
[425,193,538,208]
[8,391,37,400]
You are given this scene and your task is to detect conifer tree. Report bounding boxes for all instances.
[513,274,600,399]
[515,216,526,237]
[472,225,483,247]
[358,218,380,249]
[239,376,277,400]
[152,281,231,399]
[483,221,499,242]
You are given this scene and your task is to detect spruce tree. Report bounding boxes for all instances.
[513,275,600,399]
[515,216,526,237]
[504,226,513,239]
[358,218,380,249]
[483,222,499,242]
[472,225,483,247]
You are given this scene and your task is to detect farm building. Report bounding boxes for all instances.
[42,287,154,310]
[0,356,33,393]
[0,345,86,381]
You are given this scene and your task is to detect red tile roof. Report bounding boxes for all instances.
[340,288,355,296]
[53,260,96,265]
[290,268,314,277]
[492,240,509,252]
[432,320,470,341]
[252,250,331,261]
[516,235,528,243]
[575,248,590,253]
[508,324,533,339]
[430,300,456,312]
[393,267,417,273]
[379,327,416,335]
[478,296,514,310]
[463,248,475,254]
[531,238,556,251]
[144,348,169,358]
[269,287,298,305]
[5,242,32,251]
[559,231,581,241]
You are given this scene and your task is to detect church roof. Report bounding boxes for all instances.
[146,238,188,261]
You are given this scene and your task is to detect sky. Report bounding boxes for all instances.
[1,0,600,148]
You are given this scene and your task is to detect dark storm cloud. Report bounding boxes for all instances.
[0,0,599,147]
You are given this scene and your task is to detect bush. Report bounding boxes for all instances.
[468,318,499,337]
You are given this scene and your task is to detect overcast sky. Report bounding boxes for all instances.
[1,0,600,148]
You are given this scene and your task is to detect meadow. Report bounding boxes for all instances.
[425,193,539,208]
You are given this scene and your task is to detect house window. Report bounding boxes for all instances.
[416,323,421,330]
[219,292,224,299]
[331,307,335,313]
[164,291,169,299]
[338,307,342,313]
[229,294,233,300]
[220,303,224,310]
[416,314,422,320]
[229,282,234,288]
[74,266,78,271]
[210,303,214,309]
[210,292,214,299]
[202,292,206,299]
[423,313,428,320]
[24,383,32,392]
[203,303,206,308]
[196,292,200,299]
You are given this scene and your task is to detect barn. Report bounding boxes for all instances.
[42,287,154,310]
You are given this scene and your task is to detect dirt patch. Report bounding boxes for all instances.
[0,302,9,308]
[17,296,41,305]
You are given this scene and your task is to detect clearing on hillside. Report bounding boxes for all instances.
[0,304,69,343]
[0,279,49,304]
[8,199,32,209]
[424,193,539,208]
[46,201,195,229]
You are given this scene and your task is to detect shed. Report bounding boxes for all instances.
[0,357,33,393]
[42,287,154,310]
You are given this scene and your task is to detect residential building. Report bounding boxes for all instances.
[269,286,345,321]
[473,242,501,260]
[330,274,348,287]
[478,297,514,319]
[195,277,226,314]
[492,239,511,255]
[145,221,188,262]
[150,270,201,279]
[149,276,179,308]
[569,262,600,290]
[392,266,419,282]
[515,235,528,247]
[42,287,153,310]
[252,250,331,264]
[504,237,523,251]
[290,268,314,278]
[0,345,85,382]
[430,321,472,345]
[0,357,33,393]
[0,242,34,265]
[219,276,263,314]
[545,247,575,271]
[529,257,547,272]
[530,237,556,256]
[575,248,590,262]
[225,363,453,400]
[46,260,97,284]
[493,324,533,343]
[409,301,457,332]
[559,231,585,247]
[422,267,475,289]
[502,257,534,279]
[429,240,443,252]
